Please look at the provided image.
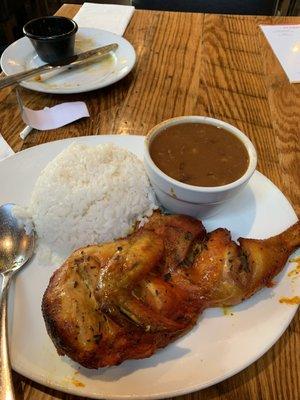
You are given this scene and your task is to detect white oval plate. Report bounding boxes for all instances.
[0,135,299,399]
[0,28,136,94]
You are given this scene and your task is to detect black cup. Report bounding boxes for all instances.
[23,16,78,64]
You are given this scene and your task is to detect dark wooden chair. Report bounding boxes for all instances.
[132,0,279,15]
[287,0,298,14]
[0,1,18,53]
[0,0,62,56]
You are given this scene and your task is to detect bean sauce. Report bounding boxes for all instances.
[150,123,249,187]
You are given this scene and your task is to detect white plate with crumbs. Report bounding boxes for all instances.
[0,135,299,399]
[0,28,136,94]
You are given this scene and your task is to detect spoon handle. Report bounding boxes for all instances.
[0,273,16,400]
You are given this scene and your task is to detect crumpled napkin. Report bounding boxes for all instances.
[73,2,135,36]
[0,134,14,161]
[21,102,90,131]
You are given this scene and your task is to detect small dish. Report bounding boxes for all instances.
[1,28,136,94]
[144,116,257,218]
[23,16,78,64]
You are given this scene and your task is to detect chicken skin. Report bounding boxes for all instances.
[42,212,300,368]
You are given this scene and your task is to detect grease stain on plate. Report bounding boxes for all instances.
[61,372,86,389]
[279,296,300,305]
[75,34,96,52]
[222,307,234,316]
[71,378,85,388]
[31,53,116,89]
[288,257,300,278]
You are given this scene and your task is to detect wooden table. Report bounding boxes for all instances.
[1,4,299,400]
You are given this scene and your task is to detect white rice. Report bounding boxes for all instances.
[29,143,157,259]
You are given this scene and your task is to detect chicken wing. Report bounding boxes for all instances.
[42,212,300,368]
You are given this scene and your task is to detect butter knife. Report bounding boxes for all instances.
[0,43,118,89]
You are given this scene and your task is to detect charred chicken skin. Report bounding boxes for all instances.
[42,212,300,368]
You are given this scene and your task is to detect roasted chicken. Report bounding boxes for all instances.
[42,212,300,368]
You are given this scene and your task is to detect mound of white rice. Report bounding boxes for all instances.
[29,143,157,257]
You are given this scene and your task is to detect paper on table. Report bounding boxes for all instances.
[260,25,300,83]
[0,134,14,161]
[21,102,90,131]
[73,2,135,36]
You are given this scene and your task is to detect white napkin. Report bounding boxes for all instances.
[0,134,14,161]
[21,102,90,131]
[73,2,135,36]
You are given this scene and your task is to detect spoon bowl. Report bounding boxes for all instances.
[0,203,36,399]
[0,203,35,273]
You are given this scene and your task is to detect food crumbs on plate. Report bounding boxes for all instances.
[69,370,85,387]
[289,256,300,264]
[288,258,300,278]
[71,378,85,388]
[34,75,42,81]
[279,296,300,305]
[223,307,234,316]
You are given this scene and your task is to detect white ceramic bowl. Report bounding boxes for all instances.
[144,116,257,218]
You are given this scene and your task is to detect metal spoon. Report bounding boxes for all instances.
[0,203,35,400]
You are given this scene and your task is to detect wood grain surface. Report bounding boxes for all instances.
[0,4,299,400]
